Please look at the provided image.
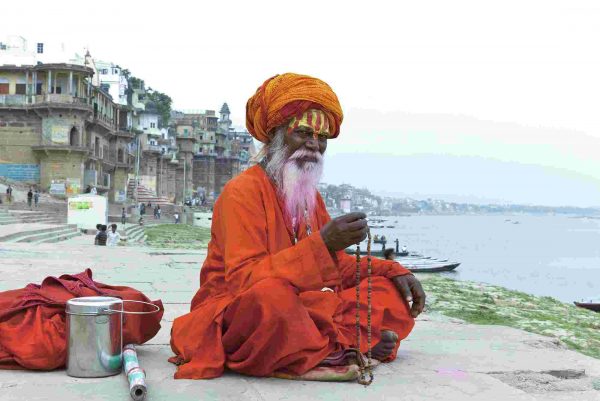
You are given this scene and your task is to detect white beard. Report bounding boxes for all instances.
[265,130,324,224]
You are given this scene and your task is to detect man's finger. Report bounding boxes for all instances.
[349,229,368,243]
[410,281,426,317]
[337,212,367,223]
[345,219,368,231]
[393,276,412,302]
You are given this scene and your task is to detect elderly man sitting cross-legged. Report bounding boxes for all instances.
[169,73,426,381]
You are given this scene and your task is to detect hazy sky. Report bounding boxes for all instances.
[2,0,600,207]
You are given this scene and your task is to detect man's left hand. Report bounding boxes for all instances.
[391,275,426,318]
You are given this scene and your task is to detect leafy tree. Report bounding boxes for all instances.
[146,90,172,128]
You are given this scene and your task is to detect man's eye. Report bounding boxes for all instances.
[295,130,312,138]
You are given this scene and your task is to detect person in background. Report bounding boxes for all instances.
[401,245,408,253]
[107,224,121,247]
[121,208,127,225]
[6,185,13,203]
[94,224,102,245]
[384,248,396,260]
[33,189,40,207]
[174,212,180,224]
[90,186,97,195]
[157,205,161,219]
[95,225,108,246]
[27,188,33,209]
[84,185,91,194]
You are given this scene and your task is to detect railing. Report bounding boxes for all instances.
[0,94,27,106]
[34,94,89,105]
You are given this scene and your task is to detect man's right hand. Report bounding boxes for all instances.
[320,212,369,252]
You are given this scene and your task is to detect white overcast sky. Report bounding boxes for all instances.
[2,0,600,207]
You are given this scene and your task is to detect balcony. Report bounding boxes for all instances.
[32,144,90,155]
[90,112,116,133]
[143,144,162,154]
[0,94,27,106]
[0,94,92,109]
[116,127,135,139]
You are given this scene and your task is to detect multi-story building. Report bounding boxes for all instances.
[171,103,256,203]
[0,62,136,201]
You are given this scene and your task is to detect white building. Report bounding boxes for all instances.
[94,61,128,106]
[1,36,129,107]
[0,35,80,66]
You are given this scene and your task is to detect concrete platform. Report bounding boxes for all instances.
[0,241,599,400]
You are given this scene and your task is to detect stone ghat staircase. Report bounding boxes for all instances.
[123,223,148,244]
[0,207,81,244]
[127,179,172,205]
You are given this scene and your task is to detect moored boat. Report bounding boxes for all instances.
[574,302,600,312]
[407,263,460,273]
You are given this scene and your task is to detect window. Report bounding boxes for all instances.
[15,84,26,95]
[37,43,44,54]
[150,122,156,128]
[101,69,108,74]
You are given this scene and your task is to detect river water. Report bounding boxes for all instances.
[358,214,600,303]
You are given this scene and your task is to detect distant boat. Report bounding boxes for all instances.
[369,225,385,229]
[407,263,460,273]
[386,225,395,228]
[346,249,410,257]
[343,249,460,273]
[574,302,600,313]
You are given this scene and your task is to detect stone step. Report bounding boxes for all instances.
[32,230,82,245]
[0,219,21,226]
[9,225,79,244]
[0,224,74,242]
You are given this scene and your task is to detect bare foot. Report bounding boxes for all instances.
[370,330,398,361]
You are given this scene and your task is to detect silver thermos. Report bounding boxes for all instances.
[66,296,124,377]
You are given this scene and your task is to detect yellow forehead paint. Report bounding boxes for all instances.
[287,109,331,138]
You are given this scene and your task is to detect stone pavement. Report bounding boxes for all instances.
[1,240,600,401]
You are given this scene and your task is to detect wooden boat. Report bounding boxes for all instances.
[406,263,460,273]
[574,302,600,312]
[345,249,410,257]
[343,248,460,273]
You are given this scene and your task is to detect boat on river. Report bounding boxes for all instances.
[574,302,600,313]
[344,248,460,273]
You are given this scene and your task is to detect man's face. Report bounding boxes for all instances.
[283,109,329,164]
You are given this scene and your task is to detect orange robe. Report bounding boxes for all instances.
[170,165,415,379]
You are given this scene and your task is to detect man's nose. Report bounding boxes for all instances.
[304,134,319,150]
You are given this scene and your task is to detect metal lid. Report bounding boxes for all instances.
[66,296,123,315]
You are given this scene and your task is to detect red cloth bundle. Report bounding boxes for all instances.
[0,269,164,370]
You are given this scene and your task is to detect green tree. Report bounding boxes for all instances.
[146,90,172,128]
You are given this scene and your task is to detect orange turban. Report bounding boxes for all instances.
[246,73,343,143]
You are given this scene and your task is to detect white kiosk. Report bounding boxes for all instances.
[67,195,108,230]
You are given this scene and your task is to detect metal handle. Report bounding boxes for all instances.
[104,300,161,315]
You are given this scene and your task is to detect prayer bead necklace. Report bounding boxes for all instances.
[355,230,374,386]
